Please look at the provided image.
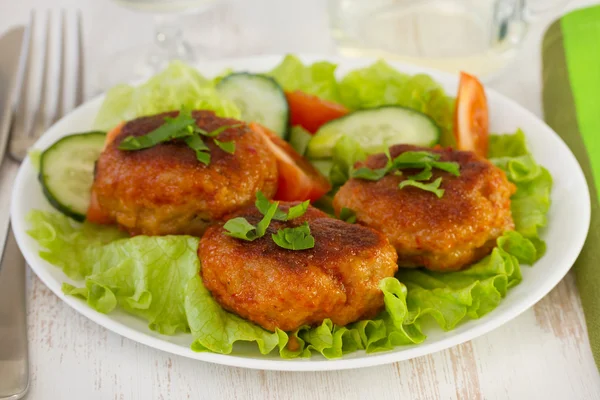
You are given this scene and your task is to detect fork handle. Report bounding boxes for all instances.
[0,225,29,400]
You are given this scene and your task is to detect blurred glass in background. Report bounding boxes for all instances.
[100,0,221,88]
[329,0,568,79]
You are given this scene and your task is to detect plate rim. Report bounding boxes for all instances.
[10,53,592,372]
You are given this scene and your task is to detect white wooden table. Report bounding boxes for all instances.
[1,0,599,398]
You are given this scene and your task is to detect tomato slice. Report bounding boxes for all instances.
[454,72,489,157]
[249,122,331,201]
[285,90,348,133]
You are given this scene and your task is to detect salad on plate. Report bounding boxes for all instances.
[27,55,552,359]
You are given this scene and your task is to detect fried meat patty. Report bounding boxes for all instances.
[333,145,515,272]
[199,204,398,332]
[90,111,278,236]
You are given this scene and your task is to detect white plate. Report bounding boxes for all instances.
[11,55,591,371]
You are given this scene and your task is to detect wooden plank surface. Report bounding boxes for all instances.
[1,0,599,398]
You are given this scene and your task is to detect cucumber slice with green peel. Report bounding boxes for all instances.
[310,159,333,178]
[306,106,441,159]
[288,125,312,155]
[217,72,289,138]
[39,131,106,222]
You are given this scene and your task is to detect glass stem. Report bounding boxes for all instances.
[147,14,195,71]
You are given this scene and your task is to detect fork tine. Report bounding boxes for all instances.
[9,10,86,162]
[11,12,35,144]
[75,10,85,107]
[52,9,66,122]
[28,10,52,139]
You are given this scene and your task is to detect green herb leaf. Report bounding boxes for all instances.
[351,166,389,181]
[256,201,279,237]
[409,165,433,181]
[390,150,439,165]
[223,217,258,240]
[285,201,310,220]
[184,136,211,165]
[223,199,279,241]
[339,207,357,223]
[351,150,459,198]
[399,177,444,198]
[431,161,460,176]
[197,124,242,138]
[184,135,209,151]
[119,109,239,166]
[227,192,313,247]
[195,151,211,165]
[118,110,196,150]
[255,191,288,221]
[351,149,393,180]
[255,192,309,221]
[272,222,315,250]
[214,139,236,154]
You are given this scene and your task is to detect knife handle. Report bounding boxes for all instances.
[0,225,29,400]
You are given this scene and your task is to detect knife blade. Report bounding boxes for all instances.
[0,26,29,400]
[0,26,25,261]
[0,26,26,167]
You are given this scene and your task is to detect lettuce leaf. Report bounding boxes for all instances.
[93,61,241,131]
[268,55,341,103]
[27,210,537,358]
[489,130,552,256]
[337,60,456,146]
[329,135,366,190]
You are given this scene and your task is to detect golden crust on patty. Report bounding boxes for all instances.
[199,204,398,332]
[91,111,278,236]
[333,144,516,272]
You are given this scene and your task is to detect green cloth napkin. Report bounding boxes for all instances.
[542,5,600,369]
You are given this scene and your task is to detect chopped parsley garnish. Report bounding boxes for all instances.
[214,139,236,154]
[118,111,197,151]
[399,177,445,198]
[351,150,460,197]
[271,222,315,250]
[255,192,309,221]
[118,109,239,165]
[223,192,315,250]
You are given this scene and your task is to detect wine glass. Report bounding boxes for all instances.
[100,0,221,89]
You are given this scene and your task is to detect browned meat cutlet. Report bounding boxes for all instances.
[199,204,398,332]
[333,144,516,272]
[90,110,278,236]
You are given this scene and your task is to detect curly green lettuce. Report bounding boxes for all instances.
[93,61,241,131]
[267,54,341,103]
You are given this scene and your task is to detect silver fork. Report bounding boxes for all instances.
[0,10,84,400]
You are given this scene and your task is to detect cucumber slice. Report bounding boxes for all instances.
[217,72,289,138]
[306,106,441,159]
[288,125,312,155]
[310,159,333,177]
[39,131,106,222]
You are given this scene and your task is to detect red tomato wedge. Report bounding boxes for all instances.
[249,122,331,201]
[454,72,489,158]
[285,90,349,133]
